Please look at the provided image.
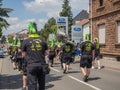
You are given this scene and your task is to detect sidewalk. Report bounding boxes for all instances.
[75,56,120,71]
[0,58,3,74]
[101,59,120,71]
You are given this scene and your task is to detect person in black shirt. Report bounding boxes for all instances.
[92,38,101,69]
[61,41,75,74]
[21,22,50,90]
[79,38,95,82]
[48,45,57,67]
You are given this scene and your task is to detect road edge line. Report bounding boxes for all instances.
[68,75,102,90]
[50,67,60,72]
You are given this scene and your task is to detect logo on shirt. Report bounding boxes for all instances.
[65,45,71,52]
[30,39,42,51]
[85,43,92,52]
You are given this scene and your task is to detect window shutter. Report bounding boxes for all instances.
[118,22,120,43]
[98,24,105,43]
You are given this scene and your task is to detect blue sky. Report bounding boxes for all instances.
[2,0,89,35]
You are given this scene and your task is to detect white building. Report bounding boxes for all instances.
[75,19,90,42]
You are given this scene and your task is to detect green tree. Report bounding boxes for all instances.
[0,35,6,43]
[0,0,13,37]
[51,25,57,34]
[39,17,57,40]
[8,35,14,44]
[59,0,73,39]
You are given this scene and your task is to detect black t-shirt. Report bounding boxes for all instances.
[21,38,48,64]
[80,41,95,55]
[94,43,100,56]
[62,42,74,53]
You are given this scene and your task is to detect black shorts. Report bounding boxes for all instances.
[62,60,71,65]
[62,57,71,65]
[80,55,92,68]
[94,54,100,60]
[22,60,27,76]
[48,52,56,60]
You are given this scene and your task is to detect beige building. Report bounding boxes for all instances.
[16,29,28,39]
[90,0,120,61]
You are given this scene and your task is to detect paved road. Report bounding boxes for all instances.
[0,56,120,90]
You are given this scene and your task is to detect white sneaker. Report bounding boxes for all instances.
[92,66,95,69]
[98,67,101,69]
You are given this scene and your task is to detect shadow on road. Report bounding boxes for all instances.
[68,71,80,74]
[88,77,101,81]
[0,74,22,89]
[45,74,63,89]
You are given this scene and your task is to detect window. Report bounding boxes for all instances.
[99,0,103,6]
[98,24,105,43]
[118,21,120,43]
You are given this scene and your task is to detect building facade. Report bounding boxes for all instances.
[90,0,120,60]
[73,10,89,24]
[16,29,28,39]
[76,19,90,42]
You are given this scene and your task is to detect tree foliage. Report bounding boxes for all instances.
[39,17,57,40]
[0,0,13,37]
[59,0,73,39]
[8,35,13,44]
[0,35,6,43]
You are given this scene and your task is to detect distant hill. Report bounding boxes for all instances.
[73,10,89,24]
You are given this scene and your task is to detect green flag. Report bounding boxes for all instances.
[85,34,91,41]
[28,22,37,34]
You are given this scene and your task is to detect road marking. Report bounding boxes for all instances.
[51,67,102,90]
[50,67,60,72]
[68,75,102,90]
[0,59,3,74]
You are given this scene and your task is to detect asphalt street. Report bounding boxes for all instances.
[0,56,120,90]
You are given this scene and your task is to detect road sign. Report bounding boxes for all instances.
[56,17,68,35]
[73,26,81,31]
[72,25,82,43]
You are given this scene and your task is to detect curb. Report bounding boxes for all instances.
[103,66,120,71]
[100,59,120,71]
[0,59,3,75]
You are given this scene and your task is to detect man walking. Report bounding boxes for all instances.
[79,35,95,82]
[21,22,50,90]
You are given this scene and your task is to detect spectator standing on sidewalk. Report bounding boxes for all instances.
[79,35,95,82]
[92,38,101,69]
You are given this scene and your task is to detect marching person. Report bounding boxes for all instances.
[48,45,56,67]
[61,41,75,74]
[92,38,101,69]
[21,22,50,90]
[21,34,28,90]
[79,35,95,82]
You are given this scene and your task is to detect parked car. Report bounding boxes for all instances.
[0,48,4,58]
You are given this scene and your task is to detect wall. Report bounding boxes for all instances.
[90,0,120,60]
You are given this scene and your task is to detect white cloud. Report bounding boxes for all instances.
[23,0,89,17]
[2,17,47,35]
[23,0,62,17]
[6,17,19,24]
[70,0,89,11]
[3,0,89,35]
